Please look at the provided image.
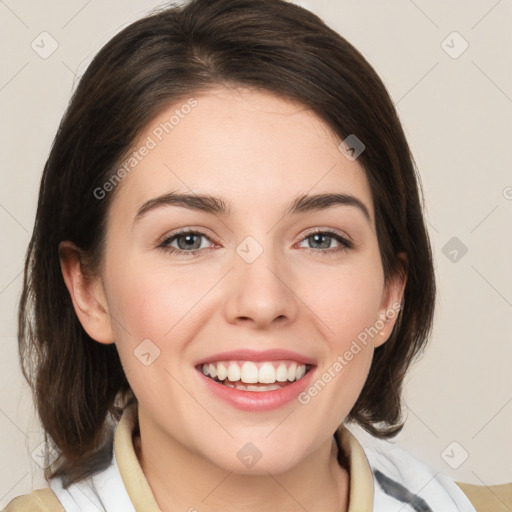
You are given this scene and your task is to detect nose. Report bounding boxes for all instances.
[223,242,299,329]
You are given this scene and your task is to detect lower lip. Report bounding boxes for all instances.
[197,367,315,412]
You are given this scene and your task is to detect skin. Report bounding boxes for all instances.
[59,86,406,512]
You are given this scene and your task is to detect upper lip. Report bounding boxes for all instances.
[195,349,317,367]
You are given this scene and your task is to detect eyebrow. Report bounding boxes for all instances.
[134,191,371,224]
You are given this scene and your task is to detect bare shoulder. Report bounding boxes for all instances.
[456,481,512,512]
[2,488,64,512]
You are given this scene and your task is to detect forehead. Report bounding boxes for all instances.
[108,86,374,225]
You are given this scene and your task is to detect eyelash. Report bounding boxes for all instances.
[158,228,353,257]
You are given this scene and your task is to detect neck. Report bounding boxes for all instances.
[134,412,350,512]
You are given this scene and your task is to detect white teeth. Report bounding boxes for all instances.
[227,362,241,382]
[276,363,288,382]
[259,362,276,383]
[223,381,282,392]
[217,363,227,381]
[200,360,309,385]
[287,363,297,381]
[240,361,259,383]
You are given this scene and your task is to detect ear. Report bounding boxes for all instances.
[374,251,407,348]
[58,241,115,344]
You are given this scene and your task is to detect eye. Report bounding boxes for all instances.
[158,228,353,257]
[159,229,215,256]
[297,229,353,255]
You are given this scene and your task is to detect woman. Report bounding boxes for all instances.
[6,0,477,510]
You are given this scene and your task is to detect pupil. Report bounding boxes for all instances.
[312,233,329,249]
[179,234,200,250]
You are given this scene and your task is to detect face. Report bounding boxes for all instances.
[87,86,404,474]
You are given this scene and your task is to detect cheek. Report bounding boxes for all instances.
[104,259,214,354]
[104,264,212,404]
[300,258,383,399]
[110,263,212,334]
[304,259,385,345]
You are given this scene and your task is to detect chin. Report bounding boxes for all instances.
[201,442,306,476]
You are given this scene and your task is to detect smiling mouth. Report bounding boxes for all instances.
[197,360,312,392]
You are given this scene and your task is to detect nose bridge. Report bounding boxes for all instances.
[224,234,298,327]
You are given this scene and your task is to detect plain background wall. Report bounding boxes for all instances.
[1,0,511,507]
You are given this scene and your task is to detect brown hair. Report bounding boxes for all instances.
[19,0,435,488]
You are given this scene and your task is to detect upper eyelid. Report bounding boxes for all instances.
[160,228,217,245]
[300,227,352,242]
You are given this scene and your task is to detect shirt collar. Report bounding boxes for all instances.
[334,423,374,511]
[114,403,374,511]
